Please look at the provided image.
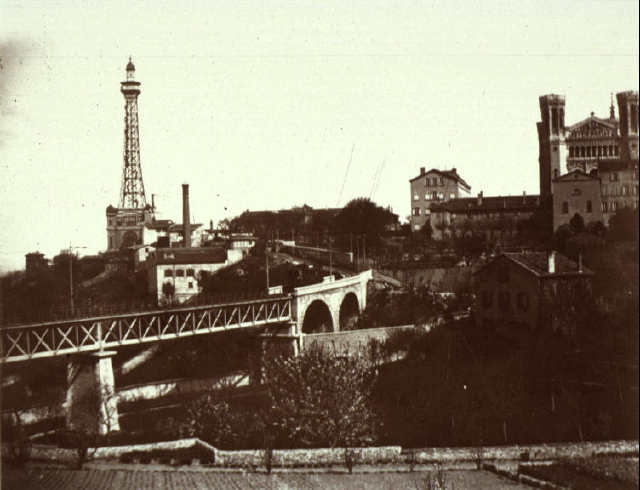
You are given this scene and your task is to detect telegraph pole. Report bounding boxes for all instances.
[328,233,333,277]
[265,237,270,292]
[68,244,87,316]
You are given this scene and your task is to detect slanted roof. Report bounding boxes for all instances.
[409,168,471,190]
[431,194,540,214]
[567,114,618,132]
[476,252,593,279]
[553,169,599,182]
[167,223,203,233]
[152,247,227,265]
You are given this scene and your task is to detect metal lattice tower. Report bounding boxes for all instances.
[119,57,147,209]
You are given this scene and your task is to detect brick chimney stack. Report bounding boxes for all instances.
[182,183,191,248]
[477,191,483,206]
[420,167,426,176]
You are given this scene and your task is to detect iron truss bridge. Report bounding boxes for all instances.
[0,297,292,363]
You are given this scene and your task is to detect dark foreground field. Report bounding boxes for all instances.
[2,466,529,490]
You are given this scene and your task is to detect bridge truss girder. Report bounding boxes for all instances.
[1,298,292,363]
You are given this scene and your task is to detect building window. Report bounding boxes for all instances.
[562,201,569,214]
[615,145,619,155]
[449,193,455,199]
[437,192,444,200]
[572,188,582,196]
[432,191,438,200]
[424,193,431,200]
[412,207,421,216]
[609,172,618,182]
[586,200,592,213]
[186,268,195,277]
[498,291,511,312]
[413,193,419,201]
[601,202,607,212]
[188,281,194,289]
[164,270,173,278]
[439,177,444,186]
[553,169,559,179]
[516,292,529,311]
[176,269,184,277]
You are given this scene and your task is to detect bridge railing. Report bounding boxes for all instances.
[1,296,292,363]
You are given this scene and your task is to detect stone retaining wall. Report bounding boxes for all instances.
[4,439,637,467]
[412,440,639,463]
[212,446,402,467]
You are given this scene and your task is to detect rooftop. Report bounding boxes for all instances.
[431,194,540,213]
[410,168,471,190]
[503,252,593,278]
[151,247,227,265]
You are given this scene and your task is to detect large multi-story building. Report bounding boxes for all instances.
[409,167,471,231]
[429,192,540,240]
[538,91,639,196]
[474,251,593,338]
[598,159,639,220]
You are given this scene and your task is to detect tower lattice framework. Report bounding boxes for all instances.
[119,58,147,209]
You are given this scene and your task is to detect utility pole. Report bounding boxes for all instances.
[362,234,367,266]
[265,238,270,292]
[68,244,87,316]
[328,233,333,277]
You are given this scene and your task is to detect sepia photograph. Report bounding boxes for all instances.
[1,1,638,488]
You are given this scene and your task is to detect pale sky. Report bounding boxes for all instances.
[1,0,638,271]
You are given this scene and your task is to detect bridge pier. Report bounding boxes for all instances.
[254,321,301,383]
[65,350,119,435]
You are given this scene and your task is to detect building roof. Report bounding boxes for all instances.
[167,223,203,233]
[410,168,471,190]
[152,247,227,265]
[552,169,599,182]
[566,114,618,132]
[476,252,593,279]
[431,194,540,214]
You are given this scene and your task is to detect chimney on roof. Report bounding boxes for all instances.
[182,183,191,248]
[420,167,426,176]
[548,250,556,274]
[477,191,483,206]
[451,167,457,173]
[522,190,526,204]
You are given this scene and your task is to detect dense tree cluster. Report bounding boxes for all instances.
[176,344,380,449]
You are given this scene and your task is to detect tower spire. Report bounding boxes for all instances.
[610,93,616,120]
[119,57,147,208]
